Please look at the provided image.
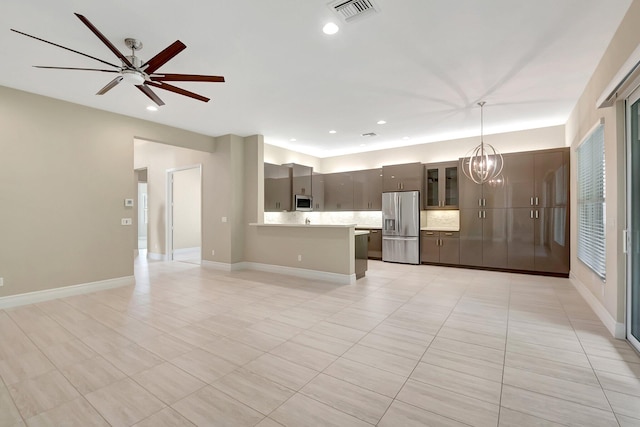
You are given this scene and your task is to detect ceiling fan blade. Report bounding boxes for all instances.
[142,40,187,74]
[96,76,123,95]
[149,73,225,83]
[34,66,120,73]
[145,81,210,102]
[10,29,119,68]
[136,84,165,106]
[74,13,133,68]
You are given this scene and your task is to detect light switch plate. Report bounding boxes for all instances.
[121,218,132,225]
[124,199,134,207]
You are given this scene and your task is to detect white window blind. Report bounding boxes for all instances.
[576,123,606,279]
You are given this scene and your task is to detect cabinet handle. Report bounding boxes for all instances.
[535,210,539,219]
[530,210,534,219]
[530,197,534,206]
[444,232,453,236]
[483,198,486,207]
[535,197,539,206]
[478,199,482,207]
[483,211,486,219]
[478,211,482,218]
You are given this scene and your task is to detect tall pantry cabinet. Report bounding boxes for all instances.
[458,148,569,275]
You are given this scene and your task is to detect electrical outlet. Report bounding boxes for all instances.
[212,250,215,256]
[221,217,228,223]
[0,277,3,287]
[121,218,132,226]
[297,254,302,261]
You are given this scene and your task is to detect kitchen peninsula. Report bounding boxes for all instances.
[247,223,367,284]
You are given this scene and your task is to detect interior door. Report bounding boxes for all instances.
[628,87,640,352]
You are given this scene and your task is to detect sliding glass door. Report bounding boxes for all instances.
[628,87,640,352]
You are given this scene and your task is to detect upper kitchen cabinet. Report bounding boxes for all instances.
[382,162,423,192]
[264,163,292,211]
[424,161,458,209]
[312,173,324,211]
[283,163,312,196]
[458,159,506,208]
[534,150,567,208]
[353,168,383,210]
[323,172,354,211]
[503,148,567,209]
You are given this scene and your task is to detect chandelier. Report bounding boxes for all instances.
[461,102,504,185]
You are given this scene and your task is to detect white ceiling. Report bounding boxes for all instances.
[0,0,632,157]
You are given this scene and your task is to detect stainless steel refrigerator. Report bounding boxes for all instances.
[382,191,420,264]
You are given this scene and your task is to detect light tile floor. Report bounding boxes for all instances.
[1,259,640,426]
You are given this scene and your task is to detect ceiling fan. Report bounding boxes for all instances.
[11,13,225,106]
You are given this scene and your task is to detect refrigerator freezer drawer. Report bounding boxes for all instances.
[382,236,420,265]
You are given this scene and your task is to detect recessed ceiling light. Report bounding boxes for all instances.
[329,130,337,134]
[377,120,386,125]
[323,22,339,35]
[290,138,297,142]
[146,106,158,111]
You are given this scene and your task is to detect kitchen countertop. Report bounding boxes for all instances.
[420,227,460,232]
[250,223,356,228]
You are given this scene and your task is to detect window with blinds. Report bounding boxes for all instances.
[576,123,606,279]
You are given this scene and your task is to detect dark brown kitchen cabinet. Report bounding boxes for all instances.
[424,162,458,209]
[353,168,383,210]
[421,231,459,264]
[284,163,312,196]
[264,163,292,211]
[357,228,382,259]
[507,208,535,270]
[312,173,324,211]
[382,163,423,192]
[323,172,353,211]
[459,208,507,269]
[504,148,569,275]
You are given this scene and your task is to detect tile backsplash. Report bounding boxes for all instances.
[264,211,382,228]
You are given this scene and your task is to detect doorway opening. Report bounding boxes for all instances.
[136,168,148,259]
[168,166,202,264]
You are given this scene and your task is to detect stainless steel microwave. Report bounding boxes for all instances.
[294,194,313,211]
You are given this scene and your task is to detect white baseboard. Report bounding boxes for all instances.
[0,276,135,309]
[173,247,200,256]
[201,260,233,272]
[569,272,625,339]
[148,252,168,261]
[201,260,355,285]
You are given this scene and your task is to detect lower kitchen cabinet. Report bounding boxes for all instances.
[459,208,507,269]
[356,228,382,259]
[507,207,569,274]
[421,231,459,264]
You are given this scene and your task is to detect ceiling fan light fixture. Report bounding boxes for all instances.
[122,69,145,86]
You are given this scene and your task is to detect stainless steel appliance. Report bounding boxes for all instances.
[294,194,313,211]
[382,191,420,264]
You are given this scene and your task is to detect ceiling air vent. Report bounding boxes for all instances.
[329,0,379,23]
[361,132,377,137]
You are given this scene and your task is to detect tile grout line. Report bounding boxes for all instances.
[554,282,624,426]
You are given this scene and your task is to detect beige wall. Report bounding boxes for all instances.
[565,0,640,328]
[0,86,215,298]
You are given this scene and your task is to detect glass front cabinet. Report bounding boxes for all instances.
[424,161,458,209]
